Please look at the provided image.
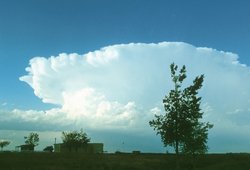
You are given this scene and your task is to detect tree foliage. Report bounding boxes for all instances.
[0,140,10,151]
[43,146,53,152]
[149,63,213,156]
[24,132,39,147]
[61,129,90,151]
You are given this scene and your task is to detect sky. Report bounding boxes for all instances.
[0,0,250,153]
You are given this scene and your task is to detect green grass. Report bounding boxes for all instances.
[0,152,250,170]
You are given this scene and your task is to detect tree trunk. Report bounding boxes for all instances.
[191,153,196,170]
[175,141,180,170]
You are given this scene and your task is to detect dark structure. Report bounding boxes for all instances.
[43,146,53,152]
[15,144,34,152]
[54,143,103,153]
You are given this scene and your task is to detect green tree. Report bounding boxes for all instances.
[0,140,10,151]
[61,129,90,152]
[149,63,213,169]
[43,146,53,152]
[24,132,39,147]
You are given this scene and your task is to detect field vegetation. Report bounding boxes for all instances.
[0,152,250,170]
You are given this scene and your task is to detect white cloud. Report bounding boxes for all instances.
[61,87,141,129]
[2,41,250,152]
[18,42,250,128]
[86,46,119,66]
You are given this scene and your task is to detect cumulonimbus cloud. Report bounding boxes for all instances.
[2,42,250,139]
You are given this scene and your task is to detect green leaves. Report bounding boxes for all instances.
[25,132,39,147]
[0,140,10,151]
[61,129,90,150]
[149,63,213,156]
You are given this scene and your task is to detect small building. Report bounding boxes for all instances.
[15,144,34,152]
[54,143,103,153]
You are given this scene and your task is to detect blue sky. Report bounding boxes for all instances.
[1,0,250,153]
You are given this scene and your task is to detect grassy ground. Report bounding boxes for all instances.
[0,152,250,170]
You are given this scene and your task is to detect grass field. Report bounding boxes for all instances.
[0,152,250,170]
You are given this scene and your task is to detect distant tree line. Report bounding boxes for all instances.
[0,129,91,152]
